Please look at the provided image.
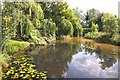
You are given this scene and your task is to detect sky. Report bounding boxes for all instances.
[64,0,120,16]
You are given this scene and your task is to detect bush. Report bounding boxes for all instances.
[2,40,30,53]
[91,22,99,32]
[85,32,110,41]
[110,34,120,45]
[83,28,91,36]
[85,32,120,45]
[97,33,111,42]
[85,32,102,40]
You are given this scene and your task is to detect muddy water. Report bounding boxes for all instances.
[25,37,120,78]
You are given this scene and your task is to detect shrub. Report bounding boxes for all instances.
[83,28,91,36]
[84,32,120,45]
[85,32,101,40]
[91,22,99,32]
[97,33,111,42]
[110,34,120,45]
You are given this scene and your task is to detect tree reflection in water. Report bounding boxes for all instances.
[24,38,119,78]
[84,41,119,69]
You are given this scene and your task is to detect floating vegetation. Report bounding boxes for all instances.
[3,55,47,80]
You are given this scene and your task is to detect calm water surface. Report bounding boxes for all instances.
[25,37,120,78]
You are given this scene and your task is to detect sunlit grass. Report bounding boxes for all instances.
[2,40,30,53]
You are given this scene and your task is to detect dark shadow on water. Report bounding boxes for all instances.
[24,38,119,78]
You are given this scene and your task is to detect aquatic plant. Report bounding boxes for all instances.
[3,55,47,80]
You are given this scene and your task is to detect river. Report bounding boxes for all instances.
[24,37,120,78]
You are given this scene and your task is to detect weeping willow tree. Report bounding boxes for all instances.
[2,1,83,44]
[57,18,73,36]
[2,2,44,41]
[39,19,56,38]
[39,2,83,37]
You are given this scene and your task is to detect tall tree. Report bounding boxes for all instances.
[85,8,101,29]
[101,13,119,36]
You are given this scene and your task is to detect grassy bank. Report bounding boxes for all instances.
[2,40,30,53]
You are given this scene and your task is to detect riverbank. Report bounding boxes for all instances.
[84,32,120,46]
[21,37,119,78]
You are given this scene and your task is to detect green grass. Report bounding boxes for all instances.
[2,40,30,53]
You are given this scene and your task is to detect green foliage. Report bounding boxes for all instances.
[91,22,98,32]
[96,33,111,42]
[118,19,120,33]
[40,2,83,37]
[21,17,35,40]
[87,8,100,20]
[33,19,41,28]
[58,18,73,36]
[84,9,119,45]
[102,13,118,36]
[73,22,83,36]
[85,32,120,45]
[0,53,10,67]
[39,19,56,38]
[2,1,120,47]
[85,8,101,28]
[63,7,83,36]
[83,28,91,35]
[73,8,83,22]
[0,68,2,80]
[2,40,30,53]
[3,55,47,80]
[30,30,46,45]
[2,2,44,41]
[0,53,10,79]
[2,16,11,39]
[85,32,102,40]
[110,34,120,45]
[85,32,108,40]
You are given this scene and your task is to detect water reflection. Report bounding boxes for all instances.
[64,50,118,78]
[25,38,119,78]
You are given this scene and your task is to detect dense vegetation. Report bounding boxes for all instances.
[4,55,47,79]
[2,2,120,48]
[84,9,120,45]
[1,0,120,79]
[1,1,83,79]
